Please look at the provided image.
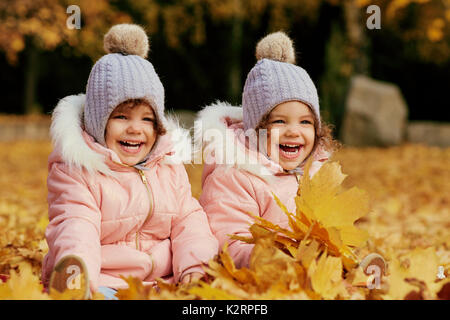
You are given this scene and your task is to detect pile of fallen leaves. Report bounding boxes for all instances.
[0,140,449,300]
[0,114,51,125]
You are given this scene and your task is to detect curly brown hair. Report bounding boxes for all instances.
[112,99,167,136]
[256,110,341,155]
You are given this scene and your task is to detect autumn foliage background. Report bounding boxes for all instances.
[0,0,449,300]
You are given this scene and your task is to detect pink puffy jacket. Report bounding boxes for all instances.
[42,94,218,292]
[197,102,329,268]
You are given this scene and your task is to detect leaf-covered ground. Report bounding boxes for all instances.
[0,140,448,299]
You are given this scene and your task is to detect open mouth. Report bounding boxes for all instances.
[119,140,144,154]
[278,143,302,159]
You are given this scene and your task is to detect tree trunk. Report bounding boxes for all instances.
[228,16,243,105]
[343,1,370,75]
[319,22,349,136]
[24,44,41,114]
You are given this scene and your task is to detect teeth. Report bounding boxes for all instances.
[126,141,140,145]
[280,144,300,147]
[120,140,142,148]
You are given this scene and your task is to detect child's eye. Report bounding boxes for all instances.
[143,118,155,122]
[272,119,285,124]
[301,120,313,125]
[113,115,126,120]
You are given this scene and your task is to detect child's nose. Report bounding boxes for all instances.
[284,124,301,137]
[126,120,143,133]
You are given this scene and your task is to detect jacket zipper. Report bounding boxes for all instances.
[135,169,154,251]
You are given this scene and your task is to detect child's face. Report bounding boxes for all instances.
[105,102,157,166]
[265,101,316,171]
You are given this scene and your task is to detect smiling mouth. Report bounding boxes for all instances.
[278,143,302,159]
[119,140,144,154]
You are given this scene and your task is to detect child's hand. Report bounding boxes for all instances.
[180,272,203,284]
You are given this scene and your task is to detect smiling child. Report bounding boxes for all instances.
[197,32,339,268]
[42,24,218,299]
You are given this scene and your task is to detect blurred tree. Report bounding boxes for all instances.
[0,0,322,112]
[326,0,450,73]
[318,0,449,132]
[0,0,131,113]
[143,0,449,121]
[124,0,321,104]
[320,21,349,133]
[0,0,448,120]
[379,0,450,64]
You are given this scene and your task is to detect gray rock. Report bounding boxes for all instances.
[407,121,450,147]
[340,75,408,146]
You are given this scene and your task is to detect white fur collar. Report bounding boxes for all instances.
[194,101,277,181]
[50,94,191,176]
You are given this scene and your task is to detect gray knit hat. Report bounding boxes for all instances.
[84,24,166,146]
[242,32,320,131]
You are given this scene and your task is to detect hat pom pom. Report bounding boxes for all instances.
[104,24,149,58]
[255,31,296,64]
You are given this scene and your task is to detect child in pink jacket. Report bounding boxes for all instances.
[197,32,339,269]
[42,24,218,299]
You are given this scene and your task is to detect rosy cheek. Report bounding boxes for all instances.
[104,132,112,148]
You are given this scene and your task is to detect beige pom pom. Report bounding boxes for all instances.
[104,24,149,58]
[255,31,296,64]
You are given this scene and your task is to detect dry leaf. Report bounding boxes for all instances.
[309,252,346,299]
[0,262,50,300]
[0,138,448,300]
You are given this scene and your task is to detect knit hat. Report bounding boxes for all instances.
[242,32,320,131]
[84,24,166,146]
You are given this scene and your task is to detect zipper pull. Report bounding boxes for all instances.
[296,173,302,196]
[138,170,147,184]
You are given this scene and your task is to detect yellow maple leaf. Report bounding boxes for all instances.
[200,239,311,299]
[234,159,369,270]
[219,243,258,285]
[0,262,50,300]
[295,159,370,263]
[200,259,252,299]
[308,252,346,300]
[296,239,321,269]
[250,238,299,289]
[115,276,152,300]
[189,281,240,300]
[383,247,450,299]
